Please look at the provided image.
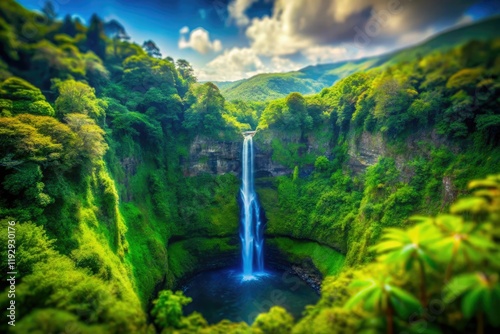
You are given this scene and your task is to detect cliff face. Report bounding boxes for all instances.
[183,129,390,178]
[183,128,458,194]
[184,135,242,176]
[347,131,386,175]
[178,125,472,271]
[183,134,295,177]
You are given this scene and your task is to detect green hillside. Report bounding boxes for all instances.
[1,0,500,333]
[217,15,500,102]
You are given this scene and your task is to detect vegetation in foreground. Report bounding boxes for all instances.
[0,1,498,333]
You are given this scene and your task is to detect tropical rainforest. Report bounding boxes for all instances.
[0,0,499,333]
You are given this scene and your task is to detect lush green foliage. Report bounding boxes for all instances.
[0,1,251,332]
[288,175,500,333]
[130,175,500,334]
[256,35,500,268]
[0,1,498,333]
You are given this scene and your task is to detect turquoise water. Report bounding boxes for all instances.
[182,268,319,324]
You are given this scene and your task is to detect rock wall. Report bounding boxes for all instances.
[184,128,451,184]
[347,131,386,174]
[184,135,242,176]
[184,134,294,177]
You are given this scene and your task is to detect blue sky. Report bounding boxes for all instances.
[17,0,500,81]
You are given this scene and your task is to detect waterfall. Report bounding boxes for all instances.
[240,133,264,279]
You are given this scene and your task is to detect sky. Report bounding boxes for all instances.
[17,0,500,82]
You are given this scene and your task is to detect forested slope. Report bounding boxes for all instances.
[0,1,499,333]
[218,16,500,102]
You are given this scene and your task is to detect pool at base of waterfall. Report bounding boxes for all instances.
[181,268,320,325]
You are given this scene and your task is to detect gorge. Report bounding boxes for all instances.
[0,2,499,333]
[180,132,320,324]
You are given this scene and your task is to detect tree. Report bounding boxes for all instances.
[442,175,500,334]
[345,275,421,334]
[3,163,53,207]
[42,1,57,23]
[0,114,76,169]
[143,87,183,126]
[0,17,19,61]
[372,225,439,305]
[55,80,106,119]
[372,77,417,137]
[252,306,294,334]
[176,59,196,84]
[151,290,192,330]
[0,117,60,167]
[314,156,330,173]
[0,77,55,116]
[122,54,178,93]
[104,19,130,58]
[286,93,306,115]
[142,40,161,58]
[182,83,225,133]
[86,14,106,60]
[29,40,87,89]
[258,99,286,130]
[64,113,108,161]
[305,96,324,125]
[16,113,78,169]
[284,92,307,130]
[61,14,77,37]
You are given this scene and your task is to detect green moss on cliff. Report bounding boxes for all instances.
[267,238,345,277]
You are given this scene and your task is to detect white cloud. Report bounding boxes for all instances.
[302,46,349,64]
[179,26,189,34]
[197,48,303,81]
[246,14,312,56]
[397,27,436,47]
[228,0,258,26]
[197,47,264,81]
[244,0,475,57]
[178,27,222,54]
[196,0,476,81]
[269,56,302,73]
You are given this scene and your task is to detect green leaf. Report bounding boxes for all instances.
[350,279,373,289]
[405,255,415,271]
[461,288,482,319]
[364,287,383,312]
[419,252,438,270]
[390,286,421,318]
[487,285,500,326]
[345,285,377,310]
[481,288,492,314]
[444,274,477,303]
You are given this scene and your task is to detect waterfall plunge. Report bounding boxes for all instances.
[240,134,264,280]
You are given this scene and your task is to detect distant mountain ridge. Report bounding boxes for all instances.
[213,16,500,102]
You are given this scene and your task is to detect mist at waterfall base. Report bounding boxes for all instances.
[182,134,319,324]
